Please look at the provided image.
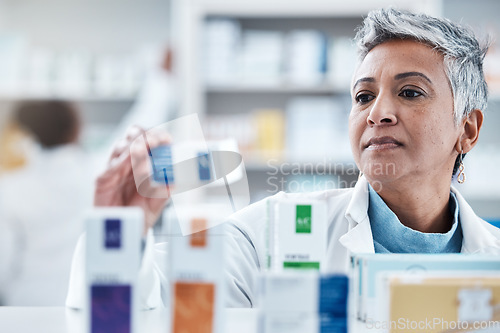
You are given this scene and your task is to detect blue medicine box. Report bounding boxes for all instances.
[150,145,174,185]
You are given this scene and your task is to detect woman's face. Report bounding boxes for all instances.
[349,39,461,185]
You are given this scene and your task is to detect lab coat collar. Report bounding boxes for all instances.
[339,175,375,253]
[452,186,500,254]
[339,176,500,255]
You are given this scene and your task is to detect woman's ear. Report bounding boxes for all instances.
[456,109,483,154]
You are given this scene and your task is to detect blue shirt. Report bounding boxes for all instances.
[368,185,463,253]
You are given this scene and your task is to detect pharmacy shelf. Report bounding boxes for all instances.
[176,0,443,201]
[205,83,349,94]
[0,0,170,135]
[244,161,356,173]
[176,0,442,117]
[197,0,441,18]
[0,94,137,103]
[177,0,366,203]
[240,150,355,171]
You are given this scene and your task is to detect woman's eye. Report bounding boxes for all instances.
[355,94,374,104]
[399,89,422,98]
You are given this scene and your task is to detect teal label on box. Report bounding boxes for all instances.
[296,205,312,233]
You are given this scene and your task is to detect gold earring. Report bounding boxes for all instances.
[457,150,466,184]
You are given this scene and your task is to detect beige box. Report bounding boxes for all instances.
[377,272,500,333]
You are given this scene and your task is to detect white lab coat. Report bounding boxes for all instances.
[0,144,94,306]
[65,176,500,309]
[0,67,175,306]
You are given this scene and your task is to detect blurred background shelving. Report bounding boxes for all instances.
[440,0,500,222]
[174,0,500,220]
[176,0,441,202]
[0,0,498,216]
[0,0,171,149]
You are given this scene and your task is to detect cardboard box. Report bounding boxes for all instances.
[377,272,500,333]
[351,254,500,322]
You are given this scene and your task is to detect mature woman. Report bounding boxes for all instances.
[67,8,500,309]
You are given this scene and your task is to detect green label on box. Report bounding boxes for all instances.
[283,262,320,270]
[296,205,312,233]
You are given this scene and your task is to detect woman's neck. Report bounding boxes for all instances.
[372,177,454,233]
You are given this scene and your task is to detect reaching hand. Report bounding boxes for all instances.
[94,125,171,234]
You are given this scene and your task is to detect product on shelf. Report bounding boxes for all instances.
[266,198,327,272]
[253,109,286,160]
[327,37,358,90]
[351,253,500,322]
[0,33,145,98]
[286,96,349,162]
[168,217,226,333]
[285,30,328,86]
[240,30,284,85]
[258,272,348,333]
[203,18,241,85]
[85,207,143,333]
[202,18,358,89]
[377,271,500,333]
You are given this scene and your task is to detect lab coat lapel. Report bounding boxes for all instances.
[339,176,375,253]
[452,186,500,254]
[337,180,500,255]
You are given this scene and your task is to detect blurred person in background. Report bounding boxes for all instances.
[0,47,176,306]
[0,100,94,306]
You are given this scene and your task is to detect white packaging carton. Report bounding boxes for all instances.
[267,199,327,272]
[85,207,143,333]
[168,216,226,333]
[257,272,349,333]
[352,254,500,322]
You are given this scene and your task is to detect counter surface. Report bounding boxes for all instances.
[0,307,373,333]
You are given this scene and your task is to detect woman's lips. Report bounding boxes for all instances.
[365,136,403,150]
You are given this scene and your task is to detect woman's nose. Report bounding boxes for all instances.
[366,92,398,126]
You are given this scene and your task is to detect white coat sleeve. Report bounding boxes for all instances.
[222,195,280,308]
[147,222,263,308]
[0,220,16,302]
[0,187,18,304]
[224,222,262,308]
[65,229,163,310]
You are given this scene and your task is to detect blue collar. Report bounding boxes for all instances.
[368,185,463,253]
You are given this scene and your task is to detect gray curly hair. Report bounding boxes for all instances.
[354,8,490,125]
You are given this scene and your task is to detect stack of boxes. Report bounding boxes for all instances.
[262,198,349,333]
[258,273,349,333]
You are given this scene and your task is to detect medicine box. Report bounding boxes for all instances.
[267,199,327,272]
[85,207,143,333]
[168,218,226,333]
[150,142,214,188]
[376,271,500,333]
[258,272,348,333]
[351,254,500,322]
